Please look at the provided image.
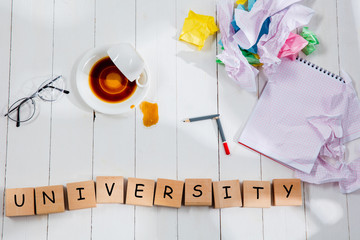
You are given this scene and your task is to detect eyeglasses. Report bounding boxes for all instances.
[4,75,69,127]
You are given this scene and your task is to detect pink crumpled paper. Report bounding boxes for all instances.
[257,3,314,73]
[233,0,303,50]
[217,0,258,92]
[278,32,309,60]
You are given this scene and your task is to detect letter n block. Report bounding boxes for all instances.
[213,180,242,208]
[243,181,271,208]
[66,180,96,210]
[154,178,184,208]
[273,179,302,206]
[35,185,65,215]
[5,188,35,217]
[184,178,212,206]
[126,178,155,207]
[96,176,124,203]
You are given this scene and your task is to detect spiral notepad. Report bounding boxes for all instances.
[238,58,360,173]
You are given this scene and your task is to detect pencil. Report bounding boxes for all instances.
[215,117,230,155]
[183,114,220,122]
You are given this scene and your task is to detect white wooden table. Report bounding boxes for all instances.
[1,0,360,239]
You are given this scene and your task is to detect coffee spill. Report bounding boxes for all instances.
[140,101,159,127]
[130,105,135,109]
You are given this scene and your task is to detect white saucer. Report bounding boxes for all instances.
[76,45,150,114]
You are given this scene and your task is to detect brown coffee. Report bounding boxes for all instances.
[89,56,137,103]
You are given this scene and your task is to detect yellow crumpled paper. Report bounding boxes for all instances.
[236,0,247,5]
[179,10,218,50]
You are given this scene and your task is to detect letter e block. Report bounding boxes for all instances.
[243,181,271,208]
[96,176,124,203]
[273,179,302,206]
[5,188,35,217]
[154,178,184,208]
[213,180,242,208]
[126,178,155,207]
[184,178,212,206]
[35,185,65,214]
[66,180,96,210]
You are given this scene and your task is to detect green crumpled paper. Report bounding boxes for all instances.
[217,47,262,67]
[300,27,319,55]
[179,10,218,50]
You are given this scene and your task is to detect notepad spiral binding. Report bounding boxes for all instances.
[295,57,345,83]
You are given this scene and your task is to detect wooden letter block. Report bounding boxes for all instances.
[35,185,65,215]
[154,178,184,208]
[126,178,155,207]
[184,178,212,206]
[273,179,302,206]
[213,180,242,208]
[243,181,271,208]
[5,188,35,217]
[66,180,96,210]
[96,176,124,203]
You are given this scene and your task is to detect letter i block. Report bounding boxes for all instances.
[66,180,96,210]
[213,180,242,208]
[96,176,124,203]
[5,188,35,217]
[154,178,184,208]
[243,181,271,208]
[184,178,212,206]
[126,178,155,207]
[35,185,65,215]
[273,179,302,206]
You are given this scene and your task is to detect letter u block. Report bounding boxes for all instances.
[35,185,65,214]
[5,187,35,217]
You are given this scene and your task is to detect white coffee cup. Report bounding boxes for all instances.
[107,43,148,87]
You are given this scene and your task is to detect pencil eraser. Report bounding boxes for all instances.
[223,142,230,155]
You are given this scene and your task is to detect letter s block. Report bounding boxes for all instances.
[184,178,212,206]
[66,180,96,210]
[273,179,302,206]
[35,185,65,214]
[126,178,155,207]
[154,178,184,208]
[213,180,242,208]
[5,187,35,217]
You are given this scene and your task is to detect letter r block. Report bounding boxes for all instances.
[184,178,212,206]
[35,185,65,214]
[243,180,271,208]
[273,179,302,206]
[66,180,96,210]
[126,178,155,207]
[213,180,242,208]
[5,187,35,217]
[154,178,184,208]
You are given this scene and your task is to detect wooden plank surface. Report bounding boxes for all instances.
[2,0,54,239]
[91,0,136,239]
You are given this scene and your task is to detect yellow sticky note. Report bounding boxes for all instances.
[179,10,218,50]
[236,0,248,5]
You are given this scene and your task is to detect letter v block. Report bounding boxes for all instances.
[154,178,184,208]
[273,179,302,206]
[126,178,155,207]
[66,180,96,210]
[243,180,271,208]
[35,185,65,214]
[5,187,35,217]
[96,176,124,203]
[213,180,242,208]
